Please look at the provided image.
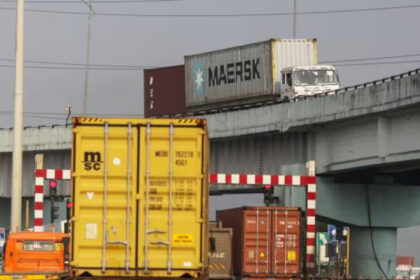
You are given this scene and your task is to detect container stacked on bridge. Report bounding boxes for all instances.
[144,65,186,117]
[70,117,209,279]
[143,39,320,117]
[216,206,301,280]
[185,39,318,110]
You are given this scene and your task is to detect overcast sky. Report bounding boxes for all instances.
[1,0,420,261]
[1,0,420,126]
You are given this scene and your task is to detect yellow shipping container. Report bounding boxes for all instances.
[70,117,209,279]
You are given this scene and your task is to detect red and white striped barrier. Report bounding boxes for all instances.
[209,165,317,273]
[33,165,317,273]
[209,173,316,186]
[33,169,71,232]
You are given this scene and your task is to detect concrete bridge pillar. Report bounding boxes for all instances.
[349,227,396,279]
[312,176,420,278]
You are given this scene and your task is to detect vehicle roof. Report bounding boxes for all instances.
[7,232,69,241]
[281,64,337,72]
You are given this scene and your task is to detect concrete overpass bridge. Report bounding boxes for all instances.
[0,68,420,278]
[204,68,420,278]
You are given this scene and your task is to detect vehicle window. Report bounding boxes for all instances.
[23,241,55,252]
[286,73,292,87]
[282,74,285,84]
[293,69,338,86]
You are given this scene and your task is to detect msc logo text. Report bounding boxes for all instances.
[84,151,102,171]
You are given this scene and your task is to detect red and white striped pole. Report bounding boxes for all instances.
[33,169,71,232]
[305,161,316,274]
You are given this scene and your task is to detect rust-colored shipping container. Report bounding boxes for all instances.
[397,256,415,267]
[144,65,186,117]
[209,222,234,279]
[216,207,301,278]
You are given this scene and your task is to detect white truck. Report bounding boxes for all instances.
[281,64,340,98]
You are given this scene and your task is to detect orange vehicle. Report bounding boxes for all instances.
[3,232,69,274]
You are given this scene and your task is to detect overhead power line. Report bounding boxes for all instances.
[321,53,420,64]
[334,60,420,67]
[0,110,144,119]
[0,53,419,71]
[0,112,66,120]
[0,6,87,14]
[1,52,420,70]
[1,61,420,71]
[0,64,152,70]
[0,57,147,68]
[0,110,67,116]
[0,4,420,17]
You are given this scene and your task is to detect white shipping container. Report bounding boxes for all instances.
[185,39,318,109]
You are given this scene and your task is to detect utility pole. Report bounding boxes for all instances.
[82,0,95,115]
[11,0,24,232]
[292,0,297,38]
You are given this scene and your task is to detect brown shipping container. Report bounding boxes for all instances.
[209,223,234,279]
[144,65,186,117]
[397,256,415,267]
[216,207,301,278]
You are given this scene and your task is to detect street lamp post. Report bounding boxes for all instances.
[11,0,25,232]
[292,0,297,38]
[82,0,95,115]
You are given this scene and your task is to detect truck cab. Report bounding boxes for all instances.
[3,232,69,273]
[281,65,340,98]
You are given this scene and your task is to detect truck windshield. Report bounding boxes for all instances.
[293,69,338,86]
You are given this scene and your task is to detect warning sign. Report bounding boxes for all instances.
[259,251,265,258]
[173,234,193,246]
[287,250,296,261]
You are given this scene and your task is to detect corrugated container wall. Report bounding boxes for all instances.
[209,222,233,279]
[185,39,317,110]
[216,207,301,278]
[144,65,186,117]
[71,117,209,279]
